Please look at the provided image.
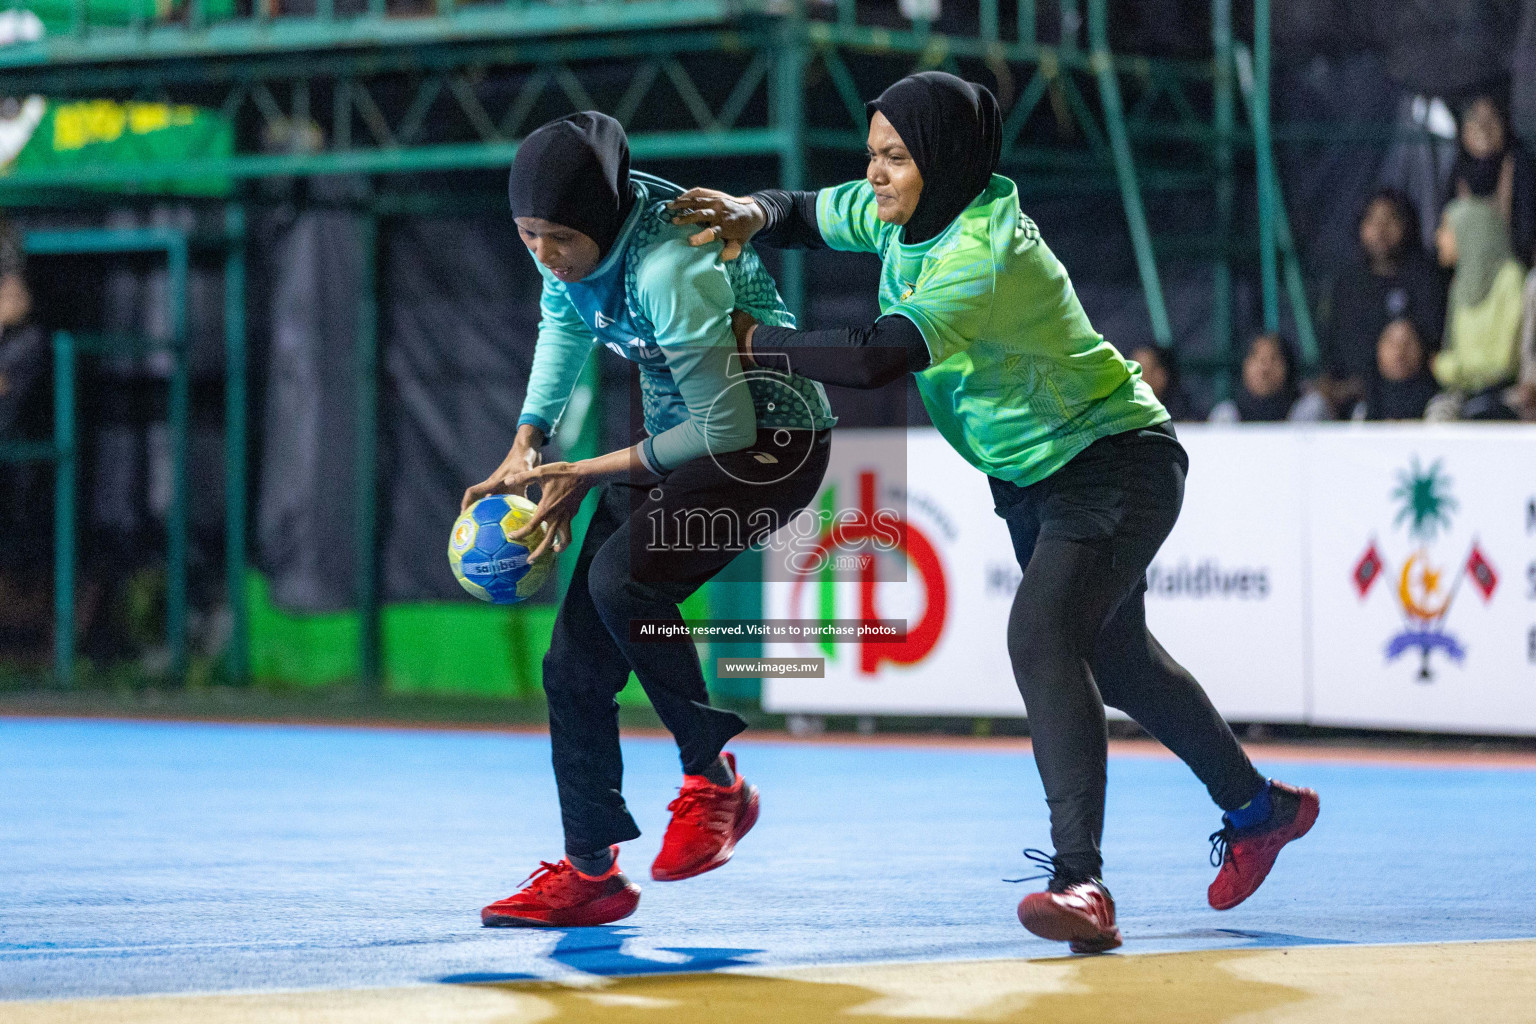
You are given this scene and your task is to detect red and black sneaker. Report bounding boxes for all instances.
[650,751,760,882]
[1013,851,1123,955]
[481,849,640,927]
[1208,779,1320,911]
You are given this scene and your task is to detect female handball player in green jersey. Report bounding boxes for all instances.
[462,111,834,928]
[670,71,1319,954]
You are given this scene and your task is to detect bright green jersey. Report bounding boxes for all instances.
[815,175,1167,486]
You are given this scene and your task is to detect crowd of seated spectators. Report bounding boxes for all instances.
[1136,92,1536,425]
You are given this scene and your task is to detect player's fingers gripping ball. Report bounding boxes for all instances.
[448,495,553,604]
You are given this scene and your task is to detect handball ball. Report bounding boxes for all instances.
[448,495,553,604]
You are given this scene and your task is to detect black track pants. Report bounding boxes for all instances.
[991,422,1265,880]
[544,428,830,855]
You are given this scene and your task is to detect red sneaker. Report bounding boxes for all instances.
[1011,849,1122,954]
[1018,880,1124,954]
[481,850,640,927]
[650,752,760,882]
[1208,780,1320,911]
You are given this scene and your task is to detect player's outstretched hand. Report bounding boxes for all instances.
[461,437,542,513]
[666,188,767,262]
[502,462,591,563]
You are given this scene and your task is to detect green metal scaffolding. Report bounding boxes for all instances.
[0,222,252,684]
[0,0,1310,690]
[3,229,190,682]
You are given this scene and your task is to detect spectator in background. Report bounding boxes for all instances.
[1363,318,1437,421]
[1504,269,1536,421]
[1209,332,1326,423]
[1448,95,1536,265]
[0,216,50,663]
[0,217,43,437]
[1128,343,1202,421]
[1317,189,1445,418]
[1426,196,1523,420]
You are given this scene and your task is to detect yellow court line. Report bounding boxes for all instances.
[7,939,1535,1024]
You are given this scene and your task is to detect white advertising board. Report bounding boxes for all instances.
[1305,426,1536,733]
[761,424,1536,735]
[1141,426,1309,722]
[762,429,1024,715]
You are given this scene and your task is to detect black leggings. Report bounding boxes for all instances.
[993,423,1264,880]
[543,428,830,855]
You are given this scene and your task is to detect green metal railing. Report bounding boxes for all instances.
[223,205,249,685]
[0,0,1295,351]
[1210,0,1235,393]
[5,0,741,63]
[355,212,379,690]
[1086,0,1171,347]
[1236,35,1317,363]
[23,228,191,684]
[0,331,75,683]
[2,223,250,686]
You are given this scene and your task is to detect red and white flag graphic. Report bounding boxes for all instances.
[1352,543,1383,597]
[1464,543,1498,600]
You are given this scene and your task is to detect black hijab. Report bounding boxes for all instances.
[1453,148,1506,198]
[1451,99,1511,198]
[866,72,1003,245]
[1233,333,1300,423]
[1364,371,1438,421]
[508,111,634,261]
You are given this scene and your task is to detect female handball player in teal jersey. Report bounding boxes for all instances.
[462,111,835,927]
[670,71,1319,954]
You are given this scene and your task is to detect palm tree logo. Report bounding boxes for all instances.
[1391,457,1457,544]
[1352,458,1498,683]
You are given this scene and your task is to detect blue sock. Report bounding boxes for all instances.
[1223,781,1272,830]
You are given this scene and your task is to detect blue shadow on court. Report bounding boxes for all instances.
[1137,928,1351,948]
[441,927,763,983]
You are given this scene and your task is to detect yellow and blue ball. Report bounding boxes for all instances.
[448,495,553,604]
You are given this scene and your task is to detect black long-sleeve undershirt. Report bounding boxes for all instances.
[746,188,931,388]
[749,189,826,249]
[751,315,931,390]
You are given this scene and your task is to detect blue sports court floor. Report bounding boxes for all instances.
[2,717,1534,1022]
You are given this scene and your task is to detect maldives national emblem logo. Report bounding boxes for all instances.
[1352,458,1498,682]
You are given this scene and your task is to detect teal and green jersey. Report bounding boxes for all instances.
[815,175,1167,486]
[521,174,835,475]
